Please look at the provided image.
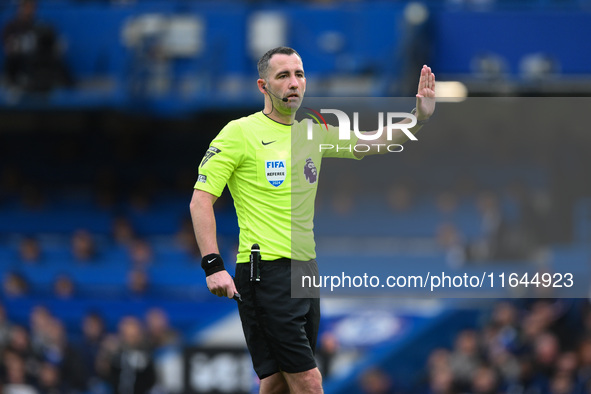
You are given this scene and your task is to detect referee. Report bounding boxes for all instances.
[190,47,435,393]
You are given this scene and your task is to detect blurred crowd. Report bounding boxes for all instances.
[2,216,205,300]
[421,300,591,394]
[0,302,179,394]
[350,299,591,394]
[318,179,553,265]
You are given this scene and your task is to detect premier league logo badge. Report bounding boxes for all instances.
[304,157,317,184]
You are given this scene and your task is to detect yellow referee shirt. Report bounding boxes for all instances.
[195,111,359,263]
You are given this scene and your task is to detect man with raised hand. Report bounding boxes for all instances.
[190,46,435,393]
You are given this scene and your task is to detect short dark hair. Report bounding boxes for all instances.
[257,46,301,80]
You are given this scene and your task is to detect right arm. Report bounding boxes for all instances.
[190,189,237,298]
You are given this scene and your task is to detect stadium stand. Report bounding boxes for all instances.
[0,0,590,393]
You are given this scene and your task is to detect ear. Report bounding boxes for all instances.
[257,79,267,94]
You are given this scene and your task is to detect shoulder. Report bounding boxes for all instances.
[216,118,246,143]
[219,113,262,137]
[233,112,266,129]
[209,114,263,161]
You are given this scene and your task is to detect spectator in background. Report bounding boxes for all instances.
[1,0,37,87]
[435,223,467,267]
[126,269,150,299]
[426,349,455,394]
[2,271,29,298]
[449,330,483,391]
[0,303,14,347]
[71,229,96,263]
[486,302,520,350]
[106,316,156,394]
[532,332,561,381]
[435,191,459,218]
[112,217,136,247]
[1,0,73,93]
[470,365,499,394]
[386,183,414,213]
[29,305,52,357]
[475,191,533,261]
[481,301,521,382]
[95,333,120,388]
[483,337,520,386]
[52,274,75,299]
[316,331,339,378]
[554,351,578,380]
[428,367,455,394]
[2,350,37,394]
[549,372,574,394]
[358,368,395,394]
[145,308,182,393]
[76,311,107,389]
[26,317,87,391]
[473,191,504,261]
[548,352,579,394]
[145,308,178,350]
[37,362,64,394]
[576,337,591,391]
[39,318,88,391]
[6,325,36,374]
[175,218,201,259]
[18,236,42,264]
[426,348,451,376]
[520,301,562,350]
[505,180,549,248]
[504,356,542,394]
[128,238,154,267]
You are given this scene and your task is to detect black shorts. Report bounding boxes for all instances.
[234,258,320,379]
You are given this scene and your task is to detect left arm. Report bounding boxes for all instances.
[355,65,436,158]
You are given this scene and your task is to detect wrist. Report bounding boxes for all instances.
[411,107,430,125]
[201,253,225,276]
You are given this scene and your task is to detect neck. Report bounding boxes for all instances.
[263,101,296,125]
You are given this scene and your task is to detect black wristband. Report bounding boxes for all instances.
[201,253,225,276]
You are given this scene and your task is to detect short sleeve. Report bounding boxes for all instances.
[194,121,245,197]
[320,124,362,159]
